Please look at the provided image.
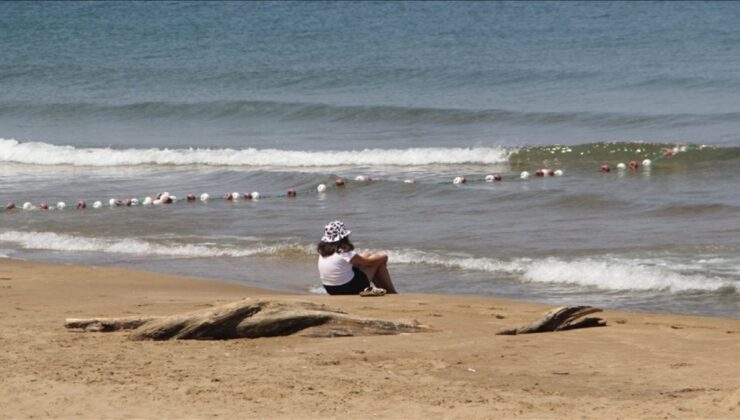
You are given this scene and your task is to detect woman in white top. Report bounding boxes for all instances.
[317,220,397,295]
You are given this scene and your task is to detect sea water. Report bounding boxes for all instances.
[0,2,738,317]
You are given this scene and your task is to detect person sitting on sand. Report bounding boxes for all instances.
[317,220,397,295]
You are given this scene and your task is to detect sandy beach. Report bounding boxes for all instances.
[0,258,737,419]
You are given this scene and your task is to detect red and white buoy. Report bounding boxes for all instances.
[287,189,297,197]
[6,202,15,210]
[629,160,639,170]
[76,201,86,209]
[600,164,611,173]
[453,176,466,185]
[335,178,345,187]
[186,193,196,202]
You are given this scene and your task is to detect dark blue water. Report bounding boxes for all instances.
[0,2,738,317]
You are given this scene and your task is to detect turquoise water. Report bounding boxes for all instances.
[0,2,738,317]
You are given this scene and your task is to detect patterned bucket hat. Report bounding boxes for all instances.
[321,220,351,243]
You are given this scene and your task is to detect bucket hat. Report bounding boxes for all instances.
[321,220,351,243]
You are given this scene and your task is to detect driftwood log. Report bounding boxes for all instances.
[496,306,606,335]
[65,299,427,340]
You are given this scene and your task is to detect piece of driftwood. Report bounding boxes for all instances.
[65,299,427,340]
[496,306,606,335]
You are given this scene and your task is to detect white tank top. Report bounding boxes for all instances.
[318,250,357,286]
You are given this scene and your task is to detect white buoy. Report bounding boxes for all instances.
[130,198,140,206]
[231,192,240,200]
[251,192,260,200]
[355,175,371,182]
[403,178,415,184]
[520,171,530,179]
[92,201,102,209]
[554,169,564,176]
[317,184,327,193]
[169,195,177,202]
[153,199,163,205]
[200,193,209,202]
[143,196,153,206]
[617,162,626,170]
[642,159,652,167]
[453,176,466,185]
[109,198,118,207]
[485,174,495,183]
[22,202,33,210]
[56,202,66,210]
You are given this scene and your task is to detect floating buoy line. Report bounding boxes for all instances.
[2,160,653,213]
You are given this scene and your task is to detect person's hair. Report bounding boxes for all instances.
[317,236,354,257]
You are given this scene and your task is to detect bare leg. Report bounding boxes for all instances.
[356,253,379,287]
[357,252,397,293]
[372,263,397,293]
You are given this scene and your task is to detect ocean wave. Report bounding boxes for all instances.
[520,257,734,293]
[2,100,738,128]
[0,138,512,167]
[386,249,736,293]
[0,229,734,294]
[0,231,312,258]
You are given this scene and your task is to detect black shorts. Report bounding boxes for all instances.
[323,267,370,295]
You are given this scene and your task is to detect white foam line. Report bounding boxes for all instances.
[0,231,312,259]
[0,138,512,167]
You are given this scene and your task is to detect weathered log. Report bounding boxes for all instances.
[65,316,157,332]
[496,306,606,335]
[65,299,427,340]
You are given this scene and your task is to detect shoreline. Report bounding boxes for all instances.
[1,258,738,419]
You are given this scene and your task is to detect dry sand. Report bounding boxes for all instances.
[1,258,738,419]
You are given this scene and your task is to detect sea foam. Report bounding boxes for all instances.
[385,249,736,293]
[0,231,312,258]
[0,229,734,294]
[0,138,511,167]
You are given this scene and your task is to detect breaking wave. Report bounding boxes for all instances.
[0,139,511,167]
[0,230,734,294]
[0,231,312,258]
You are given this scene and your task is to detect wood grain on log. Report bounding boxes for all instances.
[496,306,606,335]
[65,299,427,340]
